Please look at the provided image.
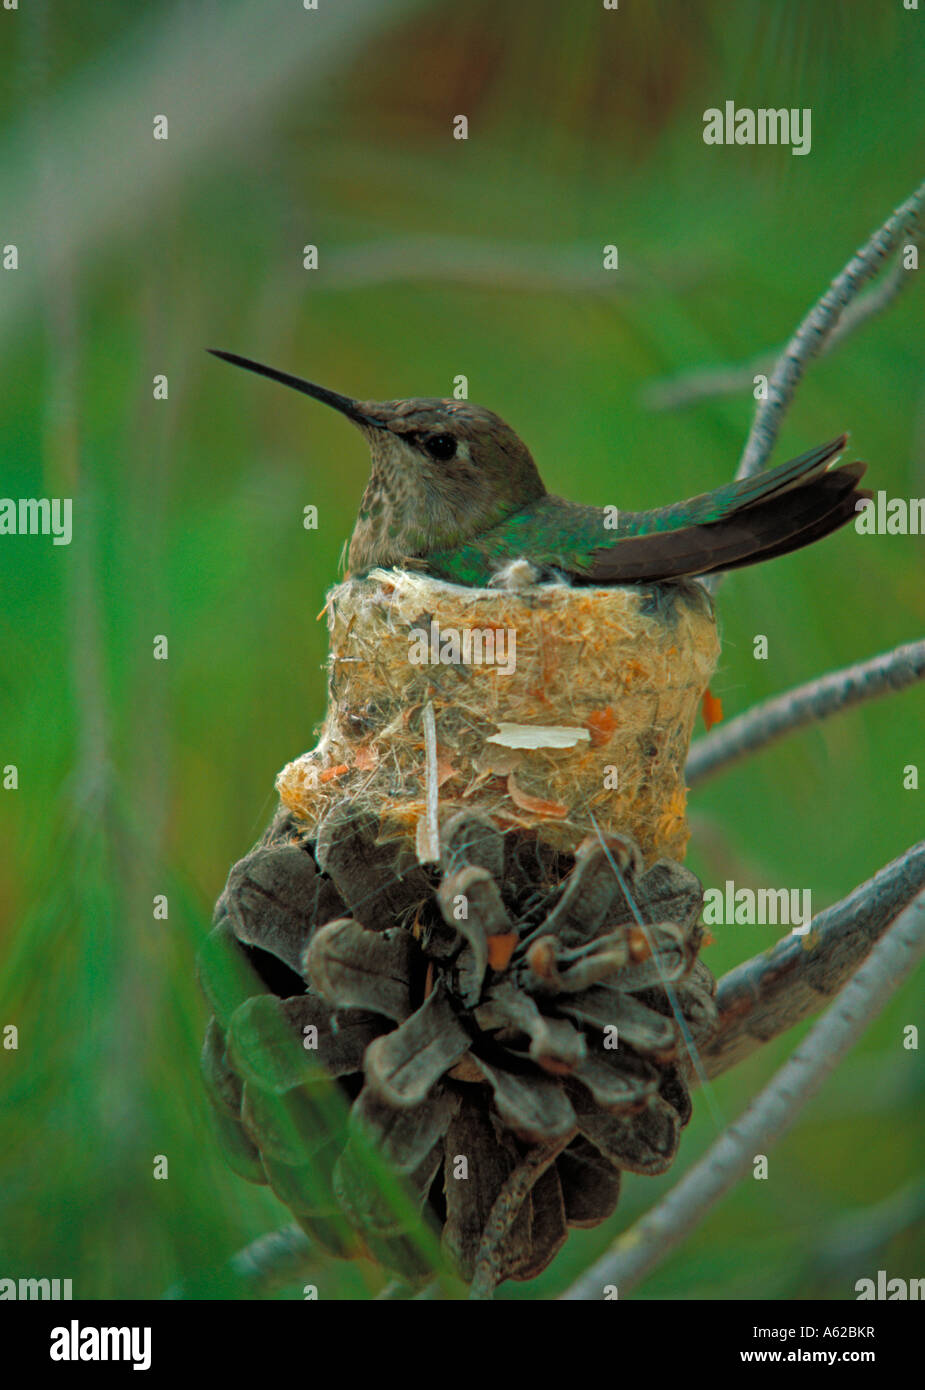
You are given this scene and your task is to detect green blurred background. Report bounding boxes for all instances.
[0,0,922,1300]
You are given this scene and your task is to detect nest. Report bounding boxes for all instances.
[202,567,723,1287]
[277,569,719,864]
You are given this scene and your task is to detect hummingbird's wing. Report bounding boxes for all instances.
[582,435,870,583]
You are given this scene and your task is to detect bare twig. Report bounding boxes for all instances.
[469,1132,577,1300]
[320,237,644,293]
[703,840,925,1079]
[809,1175,925,1274]
[643,350,775,413]
[560,887,925,1300]
[644,239,921,413]
[736,180,924,481]
[0,0,426,347]
[164,1223,315,1298]
[227,1223,314,1290]
[686,638,925,788]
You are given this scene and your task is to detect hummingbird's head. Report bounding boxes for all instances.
[208,351,546,572]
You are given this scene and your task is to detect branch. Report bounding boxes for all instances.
[0,0,425,350]
[644,242,921,413]
[686,638,925,788]
[809,1175,925,1275]
[702,839,925,1080]
[164,1223,315,1299]
[320,237,648,293]
[643,350,775,413]
[560,886,925,1300]
[736,179,924,481]
[227,1223,314,1290]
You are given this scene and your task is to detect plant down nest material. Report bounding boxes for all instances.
[277,569,719,864]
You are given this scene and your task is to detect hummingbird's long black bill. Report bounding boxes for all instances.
[207,349,369,425]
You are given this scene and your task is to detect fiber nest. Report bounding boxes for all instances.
[277,569,719,864]
[201,568,721,1287]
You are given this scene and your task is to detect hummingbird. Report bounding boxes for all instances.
[209,350,870,588]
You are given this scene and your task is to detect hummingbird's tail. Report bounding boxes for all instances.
[588,436,871,582]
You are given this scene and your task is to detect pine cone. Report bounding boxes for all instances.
[198,804,717,1286]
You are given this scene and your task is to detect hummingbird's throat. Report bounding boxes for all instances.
[348,459,434,571]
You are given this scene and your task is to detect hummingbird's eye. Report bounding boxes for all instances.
[423,433,457,462]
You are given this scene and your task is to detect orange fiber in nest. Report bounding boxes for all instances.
[276,568,720,864]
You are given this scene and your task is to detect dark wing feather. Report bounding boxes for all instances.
[586,462,869,583]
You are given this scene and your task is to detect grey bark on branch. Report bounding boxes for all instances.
[686,638,925,788]
[560,886,925,1301]
[701,839,925,1080]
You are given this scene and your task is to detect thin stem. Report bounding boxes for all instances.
[321,237,645,292]
[560,887,925,1300]
[736,180,924,482]
[699,180,924,599]
[228,1223,314,1290]
[686,638,925,788]
[644,239,921,414]
[703,840,925,1080]
[643,350,775,413]
[164,1223,315,1299]
[810,1176,925,1274]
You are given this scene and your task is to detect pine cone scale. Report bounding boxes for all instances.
[200,809,718,1284]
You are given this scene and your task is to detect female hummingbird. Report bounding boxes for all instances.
[209,350,869,588]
